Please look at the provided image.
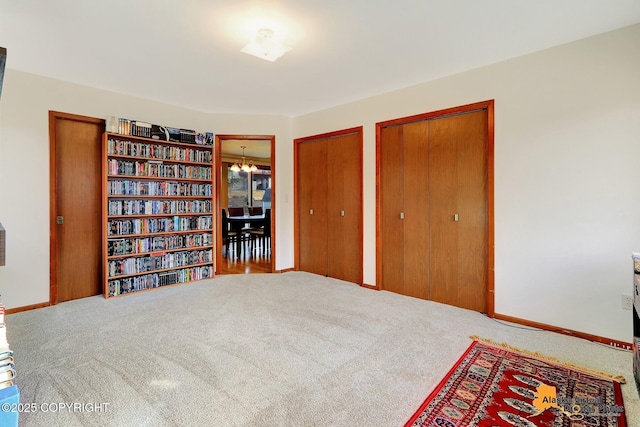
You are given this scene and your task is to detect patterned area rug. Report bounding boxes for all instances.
[406,339,627,427]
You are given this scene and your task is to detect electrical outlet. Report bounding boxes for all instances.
[621,293,633,310]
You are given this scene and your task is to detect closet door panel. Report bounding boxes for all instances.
[298,139,329,276]
[402,121,430,300]
[379,126,404,294]
[455,111,488,312]
[428,116,460,306]
[327,133,362,284]
[428,112,488,311]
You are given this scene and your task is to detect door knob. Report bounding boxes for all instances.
[341,210,345,217]
[454,213,459,222]
[400,212,404,220]
[57,216,64,225]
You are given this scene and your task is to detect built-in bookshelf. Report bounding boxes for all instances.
[103,132,215,298]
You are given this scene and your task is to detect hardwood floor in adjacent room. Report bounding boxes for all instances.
[220,240,272,275]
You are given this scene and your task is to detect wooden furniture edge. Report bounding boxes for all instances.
[492,312,632,351]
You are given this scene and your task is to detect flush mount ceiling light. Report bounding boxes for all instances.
[241,28,291,62]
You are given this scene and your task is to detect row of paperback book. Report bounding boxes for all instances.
[107,159,212,180]
[107,139,213,163]
[107,199,212,216]
[108,265,214,296]
[107,249,213,277]
[109,117,214,146]
[107,216,212,236]
[107,180,212,197]
[0,298,15,390]
[107,233,213,256]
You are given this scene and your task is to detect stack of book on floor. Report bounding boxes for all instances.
[0,296,18,427]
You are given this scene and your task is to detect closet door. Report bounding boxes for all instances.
[428,111,488,312]
[327,133,362,284]
[379,126,404,294]
[402,121,430,300]
[298,138,328,276]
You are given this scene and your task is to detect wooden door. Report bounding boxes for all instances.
[297,138,328,276]
[428,111,488,311]
[402,121,430,300]
[327,133,362,284]
[50,112,104,303]
[379,126,404,294]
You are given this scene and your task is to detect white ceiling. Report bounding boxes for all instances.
[1,0,640,117]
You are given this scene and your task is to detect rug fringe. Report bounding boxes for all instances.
[469,335,626,384]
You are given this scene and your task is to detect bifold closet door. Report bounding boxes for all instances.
[402,121,430,300]
[379,126,404,294]
[428,111,488,312]
[379,121,429,298]
[379,108,488,312]
[297,138,328,276]
[327,133,362,284]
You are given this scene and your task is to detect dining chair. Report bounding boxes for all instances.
[249,208,271,254]
[221,209,239,257]
[249,206,263,216]
[227,207,244,217]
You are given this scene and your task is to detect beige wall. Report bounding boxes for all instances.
[1,24,638,343]
[0,71,295,309]
[293,24,640,342]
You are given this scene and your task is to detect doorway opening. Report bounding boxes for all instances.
[216,135,275,275]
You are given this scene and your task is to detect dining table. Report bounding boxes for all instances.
[226,214,265,257]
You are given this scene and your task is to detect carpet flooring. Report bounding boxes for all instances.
[6,272,639,426]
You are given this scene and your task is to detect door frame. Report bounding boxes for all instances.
[215,134,276,273]
[49,111,105,305]
[375,100,495,315]
[293,126,364,282]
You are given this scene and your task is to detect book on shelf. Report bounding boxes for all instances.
[167,127,181,142]
[180,129,196,144]
[151,124,169,141]
[118,118,132,135]
[131,121,152,139]
[110,117,214,147]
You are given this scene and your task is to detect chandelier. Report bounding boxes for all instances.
[230,146,258,173]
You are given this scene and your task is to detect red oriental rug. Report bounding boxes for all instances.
[405,338,627,427]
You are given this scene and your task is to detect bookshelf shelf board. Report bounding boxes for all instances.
[107,261,214,279]
[106,153,212,166]
[106,276,212,299]
[107,245,214,260]
[107,229,213,239]
[107,212,212,219]
[106,132,214,149]
[107,194,213,200]
[108,174,212,183]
